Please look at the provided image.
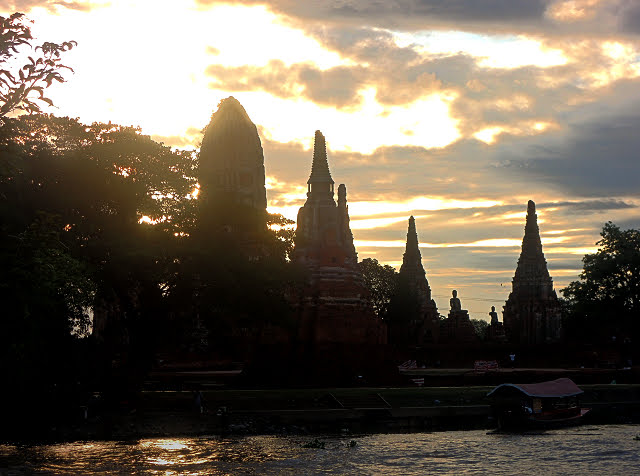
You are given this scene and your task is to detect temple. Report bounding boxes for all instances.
[389,216,440,346]
[198,96,267,232]
[293,131,386,345]
[503,200,562,344]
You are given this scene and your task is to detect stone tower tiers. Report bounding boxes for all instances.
[503,200,562,344]
[293,131,386,345]
[307,130,334,196]
[390,216,440,345]
[198,97,268,232]
[400,216,434,304]
[294,131,357,267]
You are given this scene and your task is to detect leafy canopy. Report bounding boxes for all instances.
[562,222,640,340]
[1,12,75,118]
[359,257,398,318]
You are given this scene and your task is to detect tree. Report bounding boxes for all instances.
[267,213,296,261]
[1,13,76,118]
[0,114,197,237]
[562,222,640,341]
[0,114,197,382]
[470,319,489,341]
[0,212,95,380]
[359,257,398,318]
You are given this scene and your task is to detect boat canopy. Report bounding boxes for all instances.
[487,378,584,398]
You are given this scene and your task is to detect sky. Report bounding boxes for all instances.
[2,0,640,321]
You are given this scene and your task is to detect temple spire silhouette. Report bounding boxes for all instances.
[197,96,267,233]
[401,216,422,272]
[292,130,385,346]
[513,200,552,289]
[308,130,334,187]
[389,216,440,346]
[503,200,561,344]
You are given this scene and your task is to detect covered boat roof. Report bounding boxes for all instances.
[487,378,584,398]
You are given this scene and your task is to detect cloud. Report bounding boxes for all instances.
[2,0,95,13]
[197,0,640,37]
[539,199,638,212]
[617,217,640,229]
[206,60,368,108]
[204,28,444,109]
[494,81,640,198]
[204,14,640,149]
[618,1,640,34]
[198,0,550,33]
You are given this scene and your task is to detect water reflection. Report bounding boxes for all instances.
[1,426,639,474]
[146,439,190,451]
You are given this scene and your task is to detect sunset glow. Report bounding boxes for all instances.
[3,0,639,318]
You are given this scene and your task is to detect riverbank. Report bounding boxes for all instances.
[7,382,639,443]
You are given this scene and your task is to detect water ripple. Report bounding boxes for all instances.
[1,425,639,475]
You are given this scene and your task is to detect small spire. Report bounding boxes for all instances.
[308,130,334,184]
[528,200,536,214]
[407,216,418,247]
[337,183,347,207]
[402,216,422,265]
[398,215,436,307]
[514,199,550,282]
[523,200,541,248]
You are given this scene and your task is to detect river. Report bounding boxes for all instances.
[1,425,639,474]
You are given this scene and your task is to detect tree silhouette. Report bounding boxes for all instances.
[0,13,76,118]
[1,112,303,396]
[0,114,197,395]
[562,222,640,342]
[359,257,398,318]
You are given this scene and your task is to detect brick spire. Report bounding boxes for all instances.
[401,216,422,271]
[307,130,334,185]
[503,200,561,344]
[512,200,553,295]
[292,131,385,346]
[389,216,439,345]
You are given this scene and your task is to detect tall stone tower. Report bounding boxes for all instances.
[389,216,440,345]
[503,200,562,344]
[293,131,386,345]
[198,96,267,232]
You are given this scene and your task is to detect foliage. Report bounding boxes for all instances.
[0,212,95,383]
[267,212,296,261]
[562,222,640,341]
[0,114,198,386]
[470,319,489,341]
[358,258,398,318]
[0,114,198,236]
[1,112,303,381]
[0,13,76,117]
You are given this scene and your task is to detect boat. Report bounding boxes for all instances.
[487,377,590,431]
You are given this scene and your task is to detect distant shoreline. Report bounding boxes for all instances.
[3,382,640,444]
